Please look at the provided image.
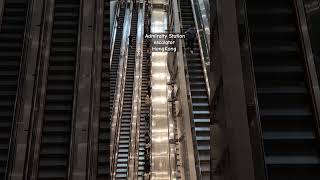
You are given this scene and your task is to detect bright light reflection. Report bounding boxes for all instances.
[152,73,166,79]
[152,113,167,117]
[152,62,166,67]
[152,153,170,158]
[152,84,166,90]
[152,52,167,57]
[153,137,169,142]
[152,97,167,104]
[152,128,168,133]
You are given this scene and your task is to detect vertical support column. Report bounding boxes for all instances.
[9,0,44,179]
[69,0,95,179]
[215,0,255,179]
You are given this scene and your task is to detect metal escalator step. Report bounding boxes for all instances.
[37,1,79,179]
[0,0,29,178]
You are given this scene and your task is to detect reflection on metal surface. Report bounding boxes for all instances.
[189,0,210,98]
[198,0,210,45]
[110,3,119,66]
[153,0,168,5]
[150,6,171,180]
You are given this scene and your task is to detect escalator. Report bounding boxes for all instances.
[97,1,111,179]
[110,7,126,113]
[37,0,80,179]
[114,6,138,179]
[246,0,320,179]
[179,0,211,179]
[137,4,151,178]
[0,0,29,178]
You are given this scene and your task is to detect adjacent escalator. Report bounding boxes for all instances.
[114,6,138,179]
[110,7,126,113]
[37,0,80,179]
[179,0,211,179]
[246,0,320,179]
[137,4,151,178]
[97,1,112,179]
[0,0,29,178]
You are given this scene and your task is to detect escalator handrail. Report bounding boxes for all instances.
[196,0,210,46]
[189,0,210,98]
[176,0,203,179]
[294,0,320,139]
[239,0,269,179]
[110,2,121,67]
[189,0,210,59]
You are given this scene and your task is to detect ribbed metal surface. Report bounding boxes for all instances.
[247,0,320,179]
[37,0,79,179]
[0,0,28,178]
[179,0,210,179]
[96,1,112,179]
[115,6,138,179]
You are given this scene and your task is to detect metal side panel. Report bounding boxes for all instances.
[89,0,104,179]
[28,0,55,178]
[171,0,197,179]
[69,0,95,179]
[295,0,320,138]
[9,0,44,179]
[216,0,255,179]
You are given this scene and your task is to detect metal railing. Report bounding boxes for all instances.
[238,0,268,179]
[294,0,320,143]
[189,0,210,98]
